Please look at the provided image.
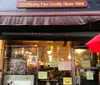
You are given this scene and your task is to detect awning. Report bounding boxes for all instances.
[0,16,100,25]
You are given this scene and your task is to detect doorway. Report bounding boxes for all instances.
[73,46,99,85]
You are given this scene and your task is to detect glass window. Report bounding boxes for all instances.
[3,41,73,85]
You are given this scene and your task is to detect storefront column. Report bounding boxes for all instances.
[0,40,5,84]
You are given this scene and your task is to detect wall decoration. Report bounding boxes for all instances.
[10,59,27,74]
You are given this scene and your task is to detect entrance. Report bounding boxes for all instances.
[73,46,99,85]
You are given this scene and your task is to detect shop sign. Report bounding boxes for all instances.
[63,77,72,85]
[17,0,88,8]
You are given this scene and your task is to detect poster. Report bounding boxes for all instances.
[50,60,58,67]
[58,61,71,71]
[80,69,84,72]
[63,77,72,85]
[82,60,90,68]
[30,56,37,64]
[38,71,48,79]
[86,71,94,80]
[10,59,26,74]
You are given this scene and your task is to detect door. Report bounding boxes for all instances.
[72,46,99,85]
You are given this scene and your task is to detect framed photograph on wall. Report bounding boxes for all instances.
[10,59,27,74]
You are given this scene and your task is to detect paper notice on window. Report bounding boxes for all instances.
[82,60,90,68]
[80,69,84,72]
[50,60,58,67]
[38,71,48,79]
[63,77,72,85]
[86,71,94,80]
[58,61,71,71]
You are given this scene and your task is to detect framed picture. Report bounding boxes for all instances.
[10,59,27,74]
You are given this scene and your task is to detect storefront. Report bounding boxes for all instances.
[0,0,100,85]
[0,39,99,85]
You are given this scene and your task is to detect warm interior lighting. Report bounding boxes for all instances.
[75,49,84,54]
[68,55,71,60]
[21,50,24,54]
[49,55,52,61]
[47,50,52,54]
[61,58,64,61]
[15,51,18,54]
[25,51,29,54]
[29,52,32,55]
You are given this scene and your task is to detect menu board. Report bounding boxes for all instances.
[58,61,71,71]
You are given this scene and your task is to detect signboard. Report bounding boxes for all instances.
[1,0,100,16]
[38,71,48,79]
[63,77,72,85]
[58,61,71,71]
[17,0,88,8]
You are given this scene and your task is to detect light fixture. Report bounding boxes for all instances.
[47,50,52,54]
[29,52,32,55]
[75,49,84,54]
[48,55,52,61]
[68,55,71,60]
[15,51,18,54]
[25,51,29,54]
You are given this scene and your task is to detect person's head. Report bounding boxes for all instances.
[49,73,55,80]
[50,68,55,73]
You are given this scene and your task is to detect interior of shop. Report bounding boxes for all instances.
[2,40,100,85]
